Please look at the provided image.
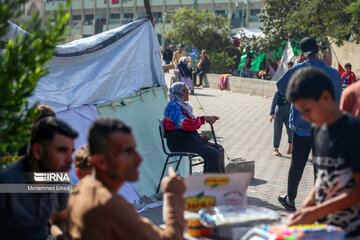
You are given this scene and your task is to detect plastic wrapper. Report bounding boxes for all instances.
[199,205,281,228]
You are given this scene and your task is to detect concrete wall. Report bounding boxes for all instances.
[164,73,277,98]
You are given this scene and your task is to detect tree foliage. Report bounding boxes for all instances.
[164,8,231,55]
[164,8,235,73]
[210,51,236,74]
[253,0,360,52]
[0,0,70,166]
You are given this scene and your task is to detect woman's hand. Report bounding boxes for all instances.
[202,135,211,142]
[205,116,219,124]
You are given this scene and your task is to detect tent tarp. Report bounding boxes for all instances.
[28,20,165,111]
[1,21,30,42]
[97,87,190,196]
[56,105,140,204]
[329,37,360,77]
[6,20,185,201]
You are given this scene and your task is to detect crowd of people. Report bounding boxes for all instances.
[0,80,225,240]
[1,35,360,239]
[162,44,211,93]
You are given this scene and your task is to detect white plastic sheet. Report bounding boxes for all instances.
[28,20,165,111]
[56,105,140,204]
[1,21,30,42]
[272,40,295,82]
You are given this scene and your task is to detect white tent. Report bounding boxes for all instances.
[4,20,189,209]
[234,28,265,39]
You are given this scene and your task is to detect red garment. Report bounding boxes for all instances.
[342,71,357,86]
[234,38,240,48]
[163,104,205,131]
[219,74,232,90]
[338,63,345,76]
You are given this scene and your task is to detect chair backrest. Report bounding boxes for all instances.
[158,119,169,154]
[158,119,165,138]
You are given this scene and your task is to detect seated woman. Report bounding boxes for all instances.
[163,82,225,173]
[265,59,275,80]
[176,57,193,91]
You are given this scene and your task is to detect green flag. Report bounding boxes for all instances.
[238,52,265,71]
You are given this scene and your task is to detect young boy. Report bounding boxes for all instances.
[74,144,93,179]
[286,67,360,237]
[342,63,356,86]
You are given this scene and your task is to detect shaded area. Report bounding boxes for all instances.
[247,196,292,216]
[250,178,267,186]
[193,92,216,97]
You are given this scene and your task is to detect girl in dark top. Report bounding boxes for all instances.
[176,57,193,90]
[269,91,293,156]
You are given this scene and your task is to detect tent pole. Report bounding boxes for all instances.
[144,0,154,27]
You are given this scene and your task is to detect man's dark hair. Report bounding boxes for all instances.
[36,104,56,122]
[88,118,131,155]
[345,63,352,69]
[30,117,78,147]
[287,62,294,67]
[286,67,335,103]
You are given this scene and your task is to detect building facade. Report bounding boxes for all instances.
[43,0,264,40]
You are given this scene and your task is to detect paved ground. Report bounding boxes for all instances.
[141,84,314,225]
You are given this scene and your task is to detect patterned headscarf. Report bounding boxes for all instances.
[167,82,195,118]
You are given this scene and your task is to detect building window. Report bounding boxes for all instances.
[136,12,147,20]
[85,14,94,25]
[123,13,134,24]
[72,15,81,21]
[153,12,162,23]
[110,13,120,24]
[250,9,261,22]
[111,13,120,19]
[215,10,226,18]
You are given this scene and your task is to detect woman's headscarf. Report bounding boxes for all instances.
[177,57,192,78]
[166,82,195,118]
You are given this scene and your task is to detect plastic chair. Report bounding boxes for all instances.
[157,120,204,193]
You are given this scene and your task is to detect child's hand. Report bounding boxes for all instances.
[269,115,275,122]
[289,206,319,226]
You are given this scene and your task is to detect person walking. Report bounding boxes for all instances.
[176,57,193,91]
[269,91,293,156]
[276,37,342,211]
[172,44,187,66]
[162,45,173,65]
